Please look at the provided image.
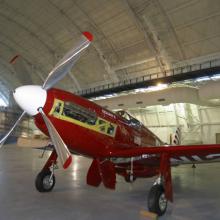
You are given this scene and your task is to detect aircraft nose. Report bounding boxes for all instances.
[13,85,47,116]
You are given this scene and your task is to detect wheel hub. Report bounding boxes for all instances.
[43,175,54,190]
[158,193,167,211]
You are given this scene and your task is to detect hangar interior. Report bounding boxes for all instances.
[1,0,220,219]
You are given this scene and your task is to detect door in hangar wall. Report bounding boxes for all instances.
[216,133,220,144]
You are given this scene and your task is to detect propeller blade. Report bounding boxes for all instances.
[0,111,26,148]
[38,108,72,169]
[42,32,93,90]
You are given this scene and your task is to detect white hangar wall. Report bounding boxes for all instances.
[129,104,220,145]
[200,107,220,145]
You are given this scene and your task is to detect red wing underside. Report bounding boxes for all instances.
[107,144,220,202]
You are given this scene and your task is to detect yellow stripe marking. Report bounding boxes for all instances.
[140,210,158,220]
[49,99,117,137]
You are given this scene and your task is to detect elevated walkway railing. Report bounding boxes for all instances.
[76,58,220,98]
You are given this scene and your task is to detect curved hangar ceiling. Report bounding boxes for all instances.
[0,0,220,105]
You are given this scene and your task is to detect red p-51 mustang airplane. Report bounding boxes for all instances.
[1,32,220,216]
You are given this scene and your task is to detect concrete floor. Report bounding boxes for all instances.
[0,145,220,220]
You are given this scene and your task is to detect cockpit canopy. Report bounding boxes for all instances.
[116,110,141,127]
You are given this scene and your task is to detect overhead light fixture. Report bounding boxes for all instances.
[134,88,149,93]
[209,98,220,102]
[195,76,210,82]
[157,83,168,88]
[133,84,168,93]
[90,93,118,101]
[211,74,220,80]
[148,83,168,91]
[91,83,169,101]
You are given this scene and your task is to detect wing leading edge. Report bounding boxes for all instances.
[108,144,220,158]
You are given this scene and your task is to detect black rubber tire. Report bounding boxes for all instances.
[35,170,55,192]
[148,184,167,216]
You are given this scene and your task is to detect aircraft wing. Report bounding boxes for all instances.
[107,144,220,202]
[108,144,220,159]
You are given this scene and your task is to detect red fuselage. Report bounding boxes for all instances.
[34,88,162,158]
[34,88,220,179]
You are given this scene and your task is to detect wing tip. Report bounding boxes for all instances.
[83,31,93,41]
[63,155,72,169]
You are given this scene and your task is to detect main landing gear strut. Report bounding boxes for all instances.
[147,153,173,216]
[125,157,136,183]
[35,150,58,192]
[148,176,167,216]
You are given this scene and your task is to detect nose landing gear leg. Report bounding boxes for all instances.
[35,149,58,192]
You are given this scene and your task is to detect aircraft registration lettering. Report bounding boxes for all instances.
[49,99,117,137]
[142,154,156,158]
[102,109,116,119]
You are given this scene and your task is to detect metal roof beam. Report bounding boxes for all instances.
[123,0,168,74]
[0,11,55,54]
[112,57,156,71]
[71,1,119,82]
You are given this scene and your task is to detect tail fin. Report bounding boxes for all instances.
[170,127,181,145]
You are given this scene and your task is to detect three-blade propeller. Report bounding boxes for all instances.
[0,32,93,169]
[38,108,72,169]
[0,111,26,148]
[43,32,93,90]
